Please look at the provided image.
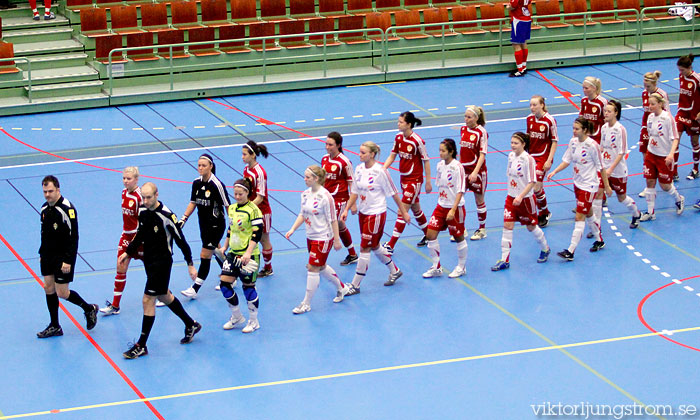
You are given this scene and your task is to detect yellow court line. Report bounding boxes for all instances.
[194,99,247,137]
[614,212,700,264]
[2,326,696,420]
[345,81,406,88]
[400,238,667,420]
[376,85,438,118]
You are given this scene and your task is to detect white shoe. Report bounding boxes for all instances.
[292,302,311,314]
[470,228,487,241]
[448,266,466,278]
[639,211,656,222]
[333,284,350,303]
[156,300,166,307]
[638,189,646,198]
[242,319,260,333]
[223,313,246,330]
[422,267,443,278]
[180,286,197,299]
[214,284,221,291]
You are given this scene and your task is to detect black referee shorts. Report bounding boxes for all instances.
[40,255,75,284]
[143,260,172,296]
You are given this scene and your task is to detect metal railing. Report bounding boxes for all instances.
[4,57,34,102]
[640,3,699,50]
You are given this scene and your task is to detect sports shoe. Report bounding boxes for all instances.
[180,321,202,344]
[639,211,656,222]
[257,267,274,278]
[638,189,646,198]
[557,249,574,261]
[491,260,510,271]
[448,266,466,278]
[37,324,63,338]
[180,286,197,299]
[693,199,700,210]
[422,267,443,278]
[85,304,98,330]
[674,174,680,182]
[470,228,487,241]
[509,69,527,77]
[223,313,246,330]
[384,269,403,286]
[676,195,685,215]
[292,302,311,314]
[156,300,166,307]
[99,301,120,316]
[537,248,551,263]
[381,242,394,255]
[589,241,605,252]
[123,343,148,359]
[687,169,699,180]
[32,14,40,20]
[333,284,350,303]
[450,235,456,242]
[345,284,360,296]
[44,12,55,20]
[340,254,359,266]
[215,284,221,291]
[538,211,551,228]
[242,319,260,333]
[586,232,594,239]
[630,213,641,229]
[416,236,428,247]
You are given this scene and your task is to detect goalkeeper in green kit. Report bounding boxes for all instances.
[216,178,263,334]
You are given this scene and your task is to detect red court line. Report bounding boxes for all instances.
[0,232,165,419]
[637,275,700,352]
[535,70,580,110]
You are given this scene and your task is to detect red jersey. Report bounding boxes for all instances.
[459,125,488,171]
[641,87,670,127]
[579,95,608,142]
[526,112,558,160]
[243,163,271,214]
[678,71,700,115]
[121,187,142,234]
[509,0,531,21]
[322,152,354,202]
[391,131,429,183]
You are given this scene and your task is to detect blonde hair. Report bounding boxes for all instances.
[465,105,486,126]
[361,141,381,157]
[583,76,602,96]
[649,92,666,105]
[123,166,139,177]
[531,95,548,113]
[643,70,662,84]
[306,165,327,185]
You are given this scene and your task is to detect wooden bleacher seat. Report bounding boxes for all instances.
[0,42,20,74]
[66,0,93,11]
[279,20,312,48]
[96,0,124,8]
[643,0,677,20]
[231,0,260,24]
[376,0,406,12]
[171,1,204,29]
[308,17,341,45]
[261,0,293,22]
[590,0,622,23]
[319,0,347,17]
[290,0,318,20]
[451,5,485,34]
[157,29,190,58]
[478,3,507,32]
[423,7,457,36]
[337,15,370,43]
[110,5,144,35]
[126,32,159,61]
[616,0,643,21]
[248,22,282,51]
[394,10,429,38]
[201,0,232,27]
[533,0,569,28]
[404,0,432,10]
[218,25,252,53]
[366,12,399,41]
[188,27,221,56]
[347,0,374,15]
[80,7,111,37]
[563,0,596,26]
[431,0,461,8]
[141,3,171,32]
[95,34,126,63]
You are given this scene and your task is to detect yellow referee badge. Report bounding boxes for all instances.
[171,214,178,223]
[68,209,75,219]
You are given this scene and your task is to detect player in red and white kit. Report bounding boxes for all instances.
[460,105,489,240]
[285,165,350,314]
[421,139,469,279]
[322,132,358,266]
[526,95,558,227]
[640,93,685,220]
[676,54,700,181]
[580,76,607,144]
[491,132,550,271]
[383,111,431,252]
[340,142,410,295]
[639,70,672,197]
[508,0,531,77]
[548,118,611,261]
[242,140,274,277]
[100,167,143,315]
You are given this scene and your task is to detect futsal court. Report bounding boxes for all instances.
[0,57,699,419]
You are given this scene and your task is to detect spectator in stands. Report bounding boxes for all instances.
[29,0,54,20]
[509,0,532,77]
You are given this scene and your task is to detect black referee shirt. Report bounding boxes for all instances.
[39,196,78,264]
[126,201,194,266]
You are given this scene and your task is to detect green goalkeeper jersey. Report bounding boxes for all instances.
[227,201,262,256]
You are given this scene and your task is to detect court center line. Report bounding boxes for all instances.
[1,325,695,420]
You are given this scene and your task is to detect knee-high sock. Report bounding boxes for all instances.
[262,248,273,270]
[476,202,487,229]
[501,228,513,262]
[531,225,548,251]
[586,215,602,242]
[302,271,320,305]
[351,252,370,288]
[534,188,548,213]
[456,239,468,269]
[666,184,681,201]
[645,188,657,214]
[514,49,524,69]
[413,209,428,234]
[246,293,259,322]
[693,145,700,171]
[338,225,356,256]
[166,297,194,327]
[46,292,59,327]
[622,196,640,216]
[427,239,441,269]
[320,265,344,290]
[373,247,398,275]
[568,220,585,253]
[387,215,406,249]
[192,258,211,292]
[592,198,603,225]
[66,290,91,312]
[137,315,155,347]
[522,48,528,65]
[112,272,126,308]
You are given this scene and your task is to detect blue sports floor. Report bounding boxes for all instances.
[1,58,699,420]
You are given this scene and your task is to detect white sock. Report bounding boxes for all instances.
[229,303,242,318]
[247,300,258,321]
[531,225,548,251]
[593,198,603,221]
[373,248,398,275]
[586,215,602,242]
[352,252,370,287]
[427,239,441,269]
[666,184,681,201]
[303,271,320,305]
[645,188,656,214]
[501,229,513,262]
[622,196,640,216]
[456,239,468,269]
[320,265,343,290]
[568,220,585,253]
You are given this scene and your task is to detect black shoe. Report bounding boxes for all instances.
[37,324,63,338]
[416,235,428,247]
[586,232,594,239]
[556,249,574,261]
[509,69,527,77]
[538,211,551,228]
[630,214,640,229]
[180,321,202,344]
[123,343,148,359]
[32,14,40,20]
[85,303,98,330]
[340,254,359,266]
[257,268,274,278]
[589,241,605,252]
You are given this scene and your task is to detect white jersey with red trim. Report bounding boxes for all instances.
[391,131,429,183]
[641,88,670,127]
[300,186,336,241]
[436,159,466,208]
[243,163,271,213]
[459,125,488,169]
[562,137,604,193]
[121,187,142,234]
[351,162,399,215]
[507,151,536,198]
[322,152,354,201]
[601,121,628,178]
[646,110,680,157]
[526,112,558,159]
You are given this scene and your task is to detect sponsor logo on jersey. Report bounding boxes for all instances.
[407,145,413,153]
[331,165,337,172]
[205,190,211,198]
[592,106,597,113]
[470,134,476,141]
[540,125,545,132]
[510,179,517,188]
[129,200,134,207]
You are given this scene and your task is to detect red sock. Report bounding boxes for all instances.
[534,189,548,213]
[414,210,428,233]
[387,216,406,249]
[112,272,126,308]
[44,0,51,11]
[262,248,273,270]
[514,49,523,68]
[522,48,528,63]
[339,226,356,256]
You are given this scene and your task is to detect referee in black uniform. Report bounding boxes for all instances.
[37,175,98,338]
[121,182,201,359]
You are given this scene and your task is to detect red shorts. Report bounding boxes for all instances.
[465,168,487,195]
[676,110,700,136]
[643,152,674,184]
[307,239,333,267]
[333,198,349,219]
[503,195,537,226]
[117,232,143,260]
[400,180,422,205]
[427,205,466,237]
[574,186,596,215]
[639,126,649,154]
[534,157,549,183]
[607,176,627,196]
[358,212,387,249]
[262,211,272,234]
